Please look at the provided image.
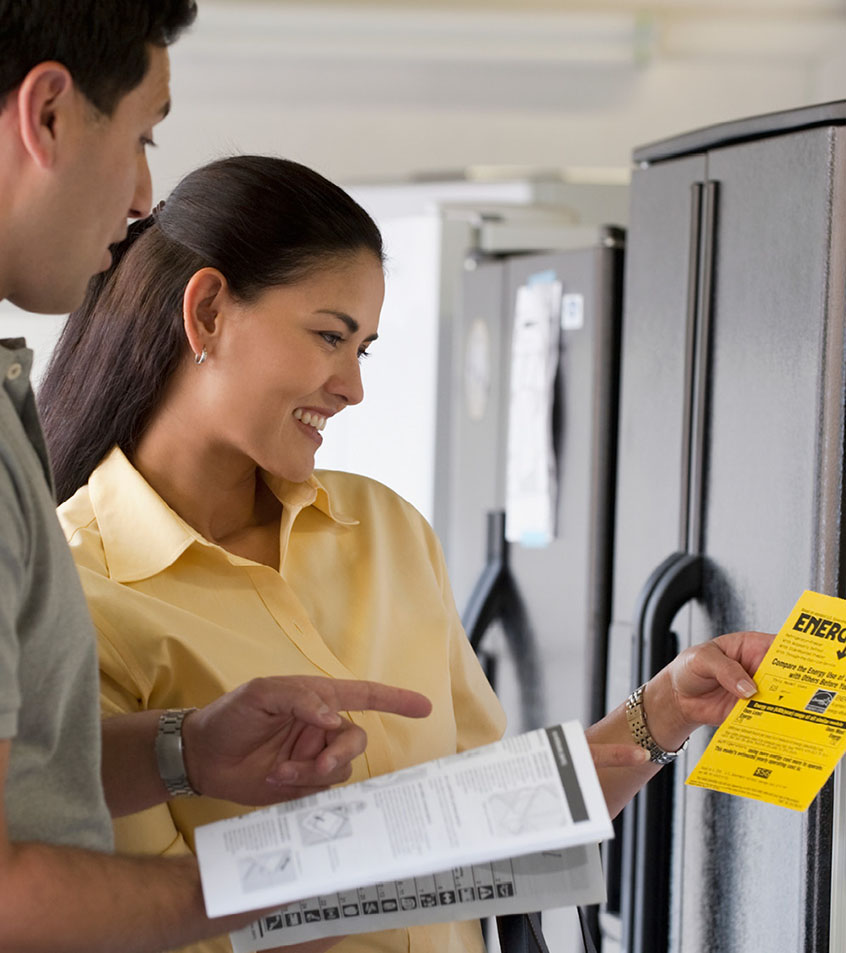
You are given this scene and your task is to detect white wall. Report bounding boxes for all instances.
[148,2,846,187]
[312,212,441,517]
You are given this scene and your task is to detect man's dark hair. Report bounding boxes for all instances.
[0,0,197,115]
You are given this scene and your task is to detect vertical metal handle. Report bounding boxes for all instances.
[463,512,507,650]
[462,510,545,730]
[621,553,703,953]
[678,183,705,552]
[688,180,718,555]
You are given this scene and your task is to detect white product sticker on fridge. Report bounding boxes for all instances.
[561,293,585,331]
[504,275,562,548]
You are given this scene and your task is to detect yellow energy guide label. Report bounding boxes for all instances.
[686,590,846,811]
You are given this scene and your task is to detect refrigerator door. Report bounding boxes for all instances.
[503,243,623,733]
[673,125,846,953]
[602,152,707,953]
[450,238,624,953]
[612,111,846,953]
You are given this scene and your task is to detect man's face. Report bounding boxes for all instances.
[12,45,171,314]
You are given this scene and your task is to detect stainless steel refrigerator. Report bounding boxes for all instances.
[442,228,625,952]
[602,101,846,953]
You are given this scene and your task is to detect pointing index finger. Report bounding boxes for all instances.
[328,680,433,719]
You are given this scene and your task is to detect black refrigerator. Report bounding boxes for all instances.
[441,228,625,952]
[602,102,846,953]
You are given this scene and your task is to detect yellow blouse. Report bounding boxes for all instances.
[59,446,505,953]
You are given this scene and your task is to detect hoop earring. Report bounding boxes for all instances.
[194,348,207,366]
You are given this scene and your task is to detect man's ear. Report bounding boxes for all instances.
[183,268,230,362]
[16,62,75,169]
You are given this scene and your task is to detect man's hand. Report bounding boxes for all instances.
[182,676,432,805]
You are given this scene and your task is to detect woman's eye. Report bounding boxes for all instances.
[320,332,342,347]
[357,349,370,363]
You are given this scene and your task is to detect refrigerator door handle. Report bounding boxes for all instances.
[687,180,718,555]
[463,512,508,653]
[678,183,704,551]
[462,512,553,953]
[462,510,545,731]
[638,552,703,673]
[621,551,703,953]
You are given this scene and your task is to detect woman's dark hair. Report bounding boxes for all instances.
[0,0,197,115]
[38,154,384,504]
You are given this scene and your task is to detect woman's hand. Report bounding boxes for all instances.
[642,630,774,751]
[588,630,774,818]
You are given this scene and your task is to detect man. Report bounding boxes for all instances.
[0,4,430,950]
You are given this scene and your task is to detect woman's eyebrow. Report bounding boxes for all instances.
[314,309,379,342]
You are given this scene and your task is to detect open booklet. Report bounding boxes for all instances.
[194,721,613,950]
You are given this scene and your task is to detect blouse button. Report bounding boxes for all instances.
[6,363,22,381]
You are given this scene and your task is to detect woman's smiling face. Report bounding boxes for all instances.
[201,249,384,482]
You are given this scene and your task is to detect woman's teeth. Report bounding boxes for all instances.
[293,408,327,431]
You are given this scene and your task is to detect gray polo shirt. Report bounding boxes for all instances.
[0,339,112,850]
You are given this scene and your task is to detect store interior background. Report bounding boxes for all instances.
[6,0,846,516]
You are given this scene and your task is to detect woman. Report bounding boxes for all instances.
[39,155,769,953]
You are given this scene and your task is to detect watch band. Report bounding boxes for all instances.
[155,708,199,798]
[625,684,689,765]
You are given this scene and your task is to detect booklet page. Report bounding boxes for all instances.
[233,844,604,950]
[195,721,612,925]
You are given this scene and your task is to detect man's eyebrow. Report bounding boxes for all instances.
[315,309,379,342]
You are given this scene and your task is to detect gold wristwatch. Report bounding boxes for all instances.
[625,684,689,765]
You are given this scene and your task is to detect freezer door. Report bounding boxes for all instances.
[674,125,846,953]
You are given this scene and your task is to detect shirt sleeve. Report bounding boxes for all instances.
[78,564,149,716]
[0,460,26,740]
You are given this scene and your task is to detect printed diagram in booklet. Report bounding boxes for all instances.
[686,589,846,811]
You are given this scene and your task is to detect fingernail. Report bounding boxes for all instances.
[321,756,337,774]
[318,706,342,726]
[738,679,756,697]
[269,765,297,785]
[635,747,651,763]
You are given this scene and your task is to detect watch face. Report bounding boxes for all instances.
[651,749,674,765]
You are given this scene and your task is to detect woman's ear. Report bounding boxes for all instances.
[16,62,75,169]
[182,268,229,362]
